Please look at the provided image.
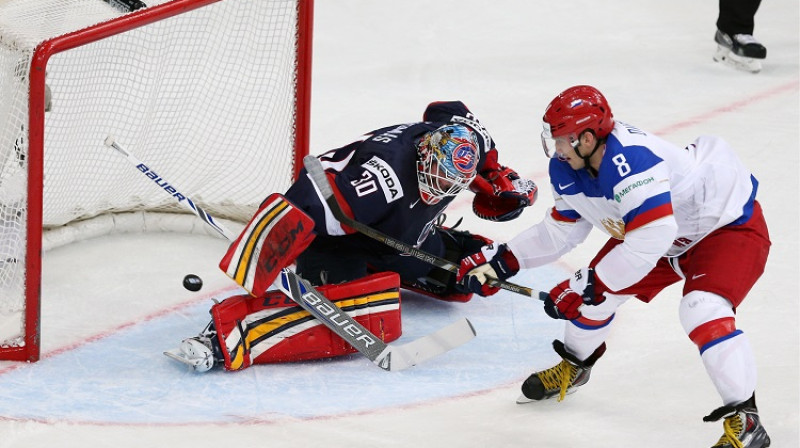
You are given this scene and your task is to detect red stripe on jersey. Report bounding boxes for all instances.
[328,172,357,234]
[551,207,579,223]
[625,202,674,232]
[688,317,736,349]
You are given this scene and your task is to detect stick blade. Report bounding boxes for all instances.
[375,318,477,372]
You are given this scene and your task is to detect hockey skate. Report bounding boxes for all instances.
[516,340,605,404]
[164,323,221,372]
[713,29,767,73]
[704,394,771,448]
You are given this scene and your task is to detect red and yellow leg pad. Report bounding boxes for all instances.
[211,271,402,371]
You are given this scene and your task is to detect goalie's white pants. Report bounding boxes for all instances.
[563,290,756,406]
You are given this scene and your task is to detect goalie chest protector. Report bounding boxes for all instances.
[211,271,402,370]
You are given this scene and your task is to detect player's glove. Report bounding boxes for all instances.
[456,243,520,297]
[544,267,608,320]
[470,149,538,222]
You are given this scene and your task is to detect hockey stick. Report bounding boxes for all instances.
[303,155,544,300]
[107,137,476,371]
[104,136,236,240]
[276,268,476,371]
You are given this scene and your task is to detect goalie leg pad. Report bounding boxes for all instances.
[219,193,316,297]
[211,271,402,371]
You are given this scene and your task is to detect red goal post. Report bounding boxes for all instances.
[0,0,313,362]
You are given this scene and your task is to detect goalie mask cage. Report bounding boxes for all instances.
[0,0,313,362]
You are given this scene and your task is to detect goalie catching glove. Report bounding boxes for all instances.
[456,243,520,296]
[544,267,608,320]
[470,149,537,222]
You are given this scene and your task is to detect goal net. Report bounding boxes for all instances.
[0,0,313,361]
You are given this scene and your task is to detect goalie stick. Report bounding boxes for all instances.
[276,268,476,371]
[107,137,476,371]
[303,155,545,300]
[104,136,236,240]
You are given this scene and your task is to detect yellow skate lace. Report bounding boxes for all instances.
[712,414,743,448]
[536,360,575,402]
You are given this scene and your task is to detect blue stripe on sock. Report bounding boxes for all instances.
[570,314,615,330]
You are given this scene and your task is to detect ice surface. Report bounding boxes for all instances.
[0,0,797,447]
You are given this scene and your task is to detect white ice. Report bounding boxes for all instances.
[0,0,797,447]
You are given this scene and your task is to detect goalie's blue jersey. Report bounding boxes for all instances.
[285,101,494,249]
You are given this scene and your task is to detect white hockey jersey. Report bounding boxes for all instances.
[507,121,757,292]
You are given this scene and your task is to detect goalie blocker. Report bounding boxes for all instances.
[399,224,495,303]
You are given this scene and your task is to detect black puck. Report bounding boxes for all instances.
[183,274,203,292]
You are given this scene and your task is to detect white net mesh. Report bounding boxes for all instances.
[0,0,307,351]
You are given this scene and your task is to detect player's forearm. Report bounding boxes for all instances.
[507,211,592,269]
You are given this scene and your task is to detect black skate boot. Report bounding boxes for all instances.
[516,340,605,404]
[704,394,771,448]
[713,30,767,73]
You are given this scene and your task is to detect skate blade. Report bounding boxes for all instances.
[713,44,730,62]
[713,45,762,73]
[515,387,581,404]
[164,349,203,369]
[516,394,536,404]
[727,53,762,73]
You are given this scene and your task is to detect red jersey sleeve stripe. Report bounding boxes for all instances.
[625,202,674,232]
[327,172,357,234]
[551,207,580,223]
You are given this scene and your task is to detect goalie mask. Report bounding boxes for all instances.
[416,124,479,205]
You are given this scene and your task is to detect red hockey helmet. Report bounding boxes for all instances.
[541,85,614,158]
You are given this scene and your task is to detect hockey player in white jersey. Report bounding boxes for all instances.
[457,85,771,448]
